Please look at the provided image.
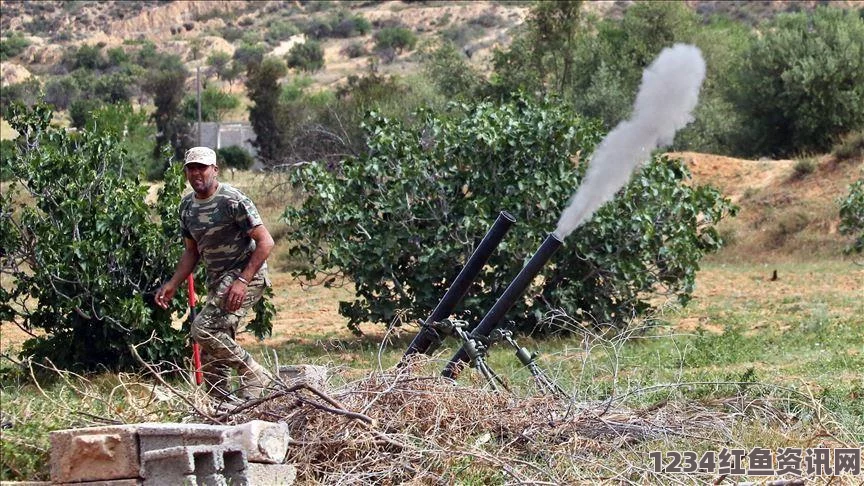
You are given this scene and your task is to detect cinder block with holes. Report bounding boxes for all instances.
[140,444,246,486]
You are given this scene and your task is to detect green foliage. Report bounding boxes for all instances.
[142,55,190,164]
[246,57,287,165]
[421,41,481,100]
[0,78,42,119]
[84,103,155,178]
[265,19,300,44]
[839,179,864,254]
[729,7,864,156]
[374,27,417,53]
[181,86,240,122]
[831,130,864,161]
[63,44,108,71]
[285,97,736,333]
[0,104,189,371]
[791,157,817,179]
[43,76,81,111]
[248,286,275,339]
[217,145,255,171]
[233,42,266,69]
[0,33,32,61]
[286,40,325,72]
[340,41,368,59]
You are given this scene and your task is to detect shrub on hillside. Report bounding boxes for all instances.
[285,97,736,334]
[286,41,325,72]
[729,7,864,156]
[839,179,864,254]
[0,78,42,119]
[0,33,32,61]
[341,41,368,59]
[832,131,864,162]
[374,27,417,54]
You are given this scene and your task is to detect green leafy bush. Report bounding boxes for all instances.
[285,97,736,334]
[729,7,864,156]
[0,78,42,119]
[839,179,864,254]
[286,40,325,72]
[0,33,32,61]
[217,145,255,170]
[181,86,240,122]
[0,104,188,371]
[374,27,417,53]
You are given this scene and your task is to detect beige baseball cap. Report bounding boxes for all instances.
[184,147,217,166]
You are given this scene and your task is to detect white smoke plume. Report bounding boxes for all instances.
[554,44,706,239]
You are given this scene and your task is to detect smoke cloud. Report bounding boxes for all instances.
[554,43,706,239]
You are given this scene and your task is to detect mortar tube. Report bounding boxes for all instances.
[400,211,516,363]
[441,232,563,379]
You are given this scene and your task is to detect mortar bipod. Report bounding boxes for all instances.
[488,327,569,399]
[424,318,510,393]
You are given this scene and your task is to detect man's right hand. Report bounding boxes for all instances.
[154,282,177,309]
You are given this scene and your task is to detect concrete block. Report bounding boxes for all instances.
[278,364,328,389]
[245,463,297,486]
[223,420,291,464]
[135,422,231,455]
[141,444,245,486]
[50,425,140,483]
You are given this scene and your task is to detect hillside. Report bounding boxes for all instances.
[3,0,862,92]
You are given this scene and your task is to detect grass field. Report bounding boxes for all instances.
[1,155,862,483]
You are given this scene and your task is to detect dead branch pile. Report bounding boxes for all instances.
[226,367,754,484]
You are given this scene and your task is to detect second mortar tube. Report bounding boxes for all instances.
[441,232,563,379]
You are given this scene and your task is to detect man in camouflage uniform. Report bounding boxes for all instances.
[155,147,275,402]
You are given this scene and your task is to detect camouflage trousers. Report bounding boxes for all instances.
[191,272,267,400]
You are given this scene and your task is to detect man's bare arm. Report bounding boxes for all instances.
[239,224,274,283]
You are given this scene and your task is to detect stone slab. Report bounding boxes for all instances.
[223,420,290,464]
[135,422,231,455]
[50,425,140,483]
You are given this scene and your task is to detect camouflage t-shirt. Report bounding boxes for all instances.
[179,183,269,291]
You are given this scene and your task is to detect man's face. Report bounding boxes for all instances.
[184,163,218,196]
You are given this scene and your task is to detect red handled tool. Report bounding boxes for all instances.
[187,275,203,385]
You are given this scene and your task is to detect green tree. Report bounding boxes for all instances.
[839,179,864,254]
[0,104,188,371]
[246,57,287,166]
[421,40,481,100]
[729,7,864,156]
[142,55,190,164]
[207,50,232,80]
[233,42,266,69]
[285,98,735,334]
[44,76,81,111]
[181,86,240,122]
[286,40,325,72]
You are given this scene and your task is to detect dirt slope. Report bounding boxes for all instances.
[671,151,863,262]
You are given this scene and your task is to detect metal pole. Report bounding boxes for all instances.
[400,211,516,362]
[196,66,202,146]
